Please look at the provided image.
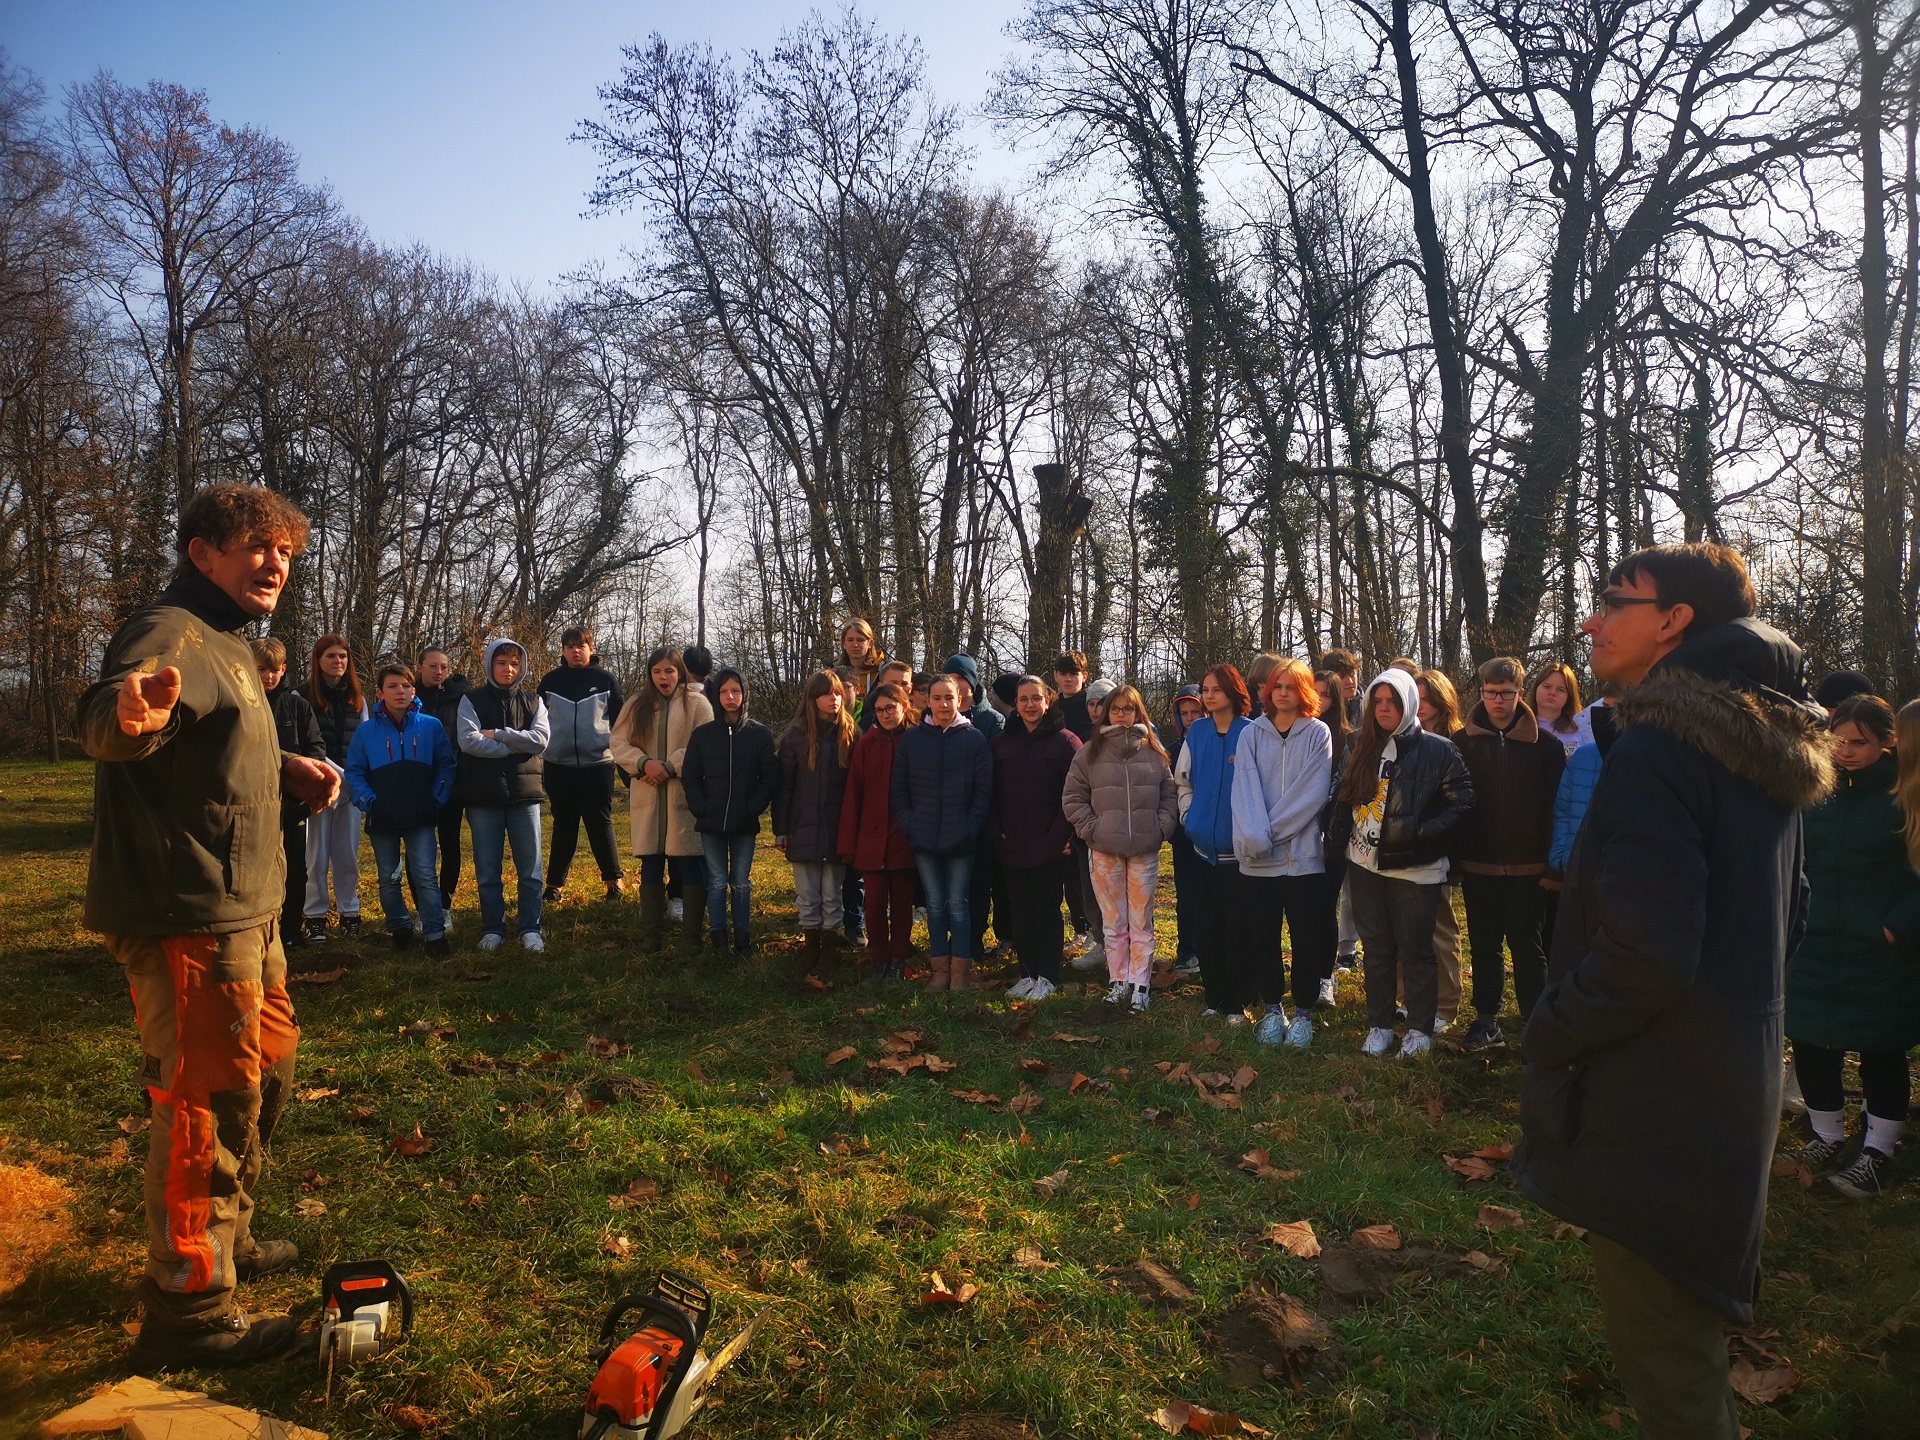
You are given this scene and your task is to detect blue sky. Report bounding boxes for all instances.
[3,0,1032,286]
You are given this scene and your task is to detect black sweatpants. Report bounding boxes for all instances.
[1194,859,1257,1012]
[1461,872,1551,1021]
[1003,856,1071,983]
[437,798,464,906]
[1792,1041,1912,1121]
[970,833,999,953]
[280,816,308,933]
[544,763,623,887]
[1241,870,1336,1012]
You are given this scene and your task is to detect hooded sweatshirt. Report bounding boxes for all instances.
[456,638,550,807]
[942,654,1004,738]
[681,668,778,836]
[538,656,624,768]
[1231,711,1333,877]
[1174,707,1252,865]
[1345,668,1447,884]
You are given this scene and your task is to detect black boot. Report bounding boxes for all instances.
[234,1238,300,1280]
[681,884,708,955]
[129,1298,303,1371]
[733,930,754,957]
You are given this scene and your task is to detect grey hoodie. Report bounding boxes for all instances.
[1230,711,1333,876]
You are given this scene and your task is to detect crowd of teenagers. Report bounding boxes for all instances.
[75,483,1920,1438]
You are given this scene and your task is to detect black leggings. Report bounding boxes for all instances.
[1792,1041,1911,1121]
[1240,871,1335,1011]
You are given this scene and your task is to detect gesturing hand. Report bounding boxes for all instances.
[118,667,182,736]
[284,755,341,814]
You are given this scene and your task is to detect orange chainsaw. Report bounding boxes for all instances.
[579,1272,768,1440]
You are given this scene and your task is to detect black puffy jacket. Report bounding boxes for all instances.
[298,676,365,764]
[683,715,778,836]
[1327,727,1475,874]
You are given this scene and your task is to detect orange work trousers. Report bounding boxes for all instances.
[107,919,298,1322]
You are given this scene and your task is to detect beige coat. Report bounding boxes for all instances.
[611,687,713,857]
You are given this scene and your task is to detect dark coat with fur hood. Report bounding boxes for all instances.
[1513,619,1833,1324]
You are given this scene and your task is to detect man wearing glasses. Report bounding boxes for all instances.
[1512,544,1832,1438]
[1456,655,1567,1051]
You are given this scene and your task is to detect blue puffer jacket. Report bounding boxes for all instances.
[1175,715,1250,864]
[1548,742,1603,876]
[345,700,457,833]
[890,715,993,857]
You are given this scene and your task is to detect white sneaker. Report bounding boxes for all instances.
[1130,984,1151,1014]
[1362,1027,1396,1057]
[1317,976,1338,1008]
[1225,1011,1250,1027]
[668,898,684,921]
[442,906,454,932]
[1200,1007,1222,1019]
[1006,976,1037,1001]
[520,931,545,953]
[1285,1010,1314,1049]
[1027,977,1058,1001]
[1398,1030,1432,1059]
[478,933,503,952]
[1104,980,1131,1005]
[1071,943,1107,972]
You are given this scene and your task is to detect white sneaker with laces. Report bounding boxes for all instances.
[1071,943,1107,972]
[1130,984,1151,1013]
[1104,980,1131,1005]
[1005,976,1037,1001]
[1362,1026,1396,1057]
[1285,1010,1314,1049]
[668,898,684,921]
[1200,1007,1222,1019]
[1398,1030,1432,1059]
[478,933,503,952]
[1317,976,1338,1008]
[520,931,545,953]
[1027,976,1058,1000]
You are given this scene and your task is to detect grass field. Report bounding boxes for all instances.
[3,756,1920,1438]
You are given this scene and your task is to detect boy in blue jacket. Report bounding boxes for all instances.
[346,660,458,956]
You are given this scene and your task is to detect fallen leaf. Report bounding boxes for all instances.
[1551,1222,1588,1240]
[1426,1096,1445,1118]
[1350,1223,1401,1251]
[824,1045,857,1066]
[1019,1058,1049,1073]
[603,1234,635,1260]
[949,1089,1002,1105]
[804,975,831,991]
[922,1054,957,1074]
[345,1104,378,1122]
[1444,1154,1496,1182]
[1152,1398,1250,1435]
[768,1065,795,1086]
[585,1036,631,1059]
[293,1197,326,1218]
[1005,1088,1043,1117]
[1478,1203,1525,1232]
[389,1125,434,1157]
[1231,1065,1258,1093]
[601,939,619,950]
[1143,1107,1177,1127]
[296,1086,339,1103]
[819,1136,852,1156]
[1264,1220,1321,1258]
[1462,1249,1503,1272]
[1195,1034,1222,1055]
[1103,1065,1133,1080]
[1186,1192,1201,1210]
[1051,1032,1101,1044]
[869,1053,927,1076]
[1069,1072,1092,1094]
[921,1270,979,1304]
[1013,1245,1058,1270]
[1033,1168,1071,1198]
[1473,1140,1517,1162]
[607,1177,658,1210]
[685,1060,709,1084]
[1768,1155,1816,1188]
[117,1116,149,1135]
[387,1404,434,1431]
[1730,1359,1800,1404]
[291,966,347,985]
[1601,1411,1623,1430]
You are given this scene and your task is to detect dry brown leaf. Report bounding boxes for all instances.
[1444,1154,1497,1182]
[292,1197,326,1218]
[1069,1072,1092,1094]
[1462,1249,1503,1272]
[1768,1155,1816,1188]
[923,1054,957,1074]
[1478,1203,1525,1232]
[116,1116,149,1135]
[921,1270,979,1304]
[1426,1096,1446,1118]
[1186,1192,1201,1211]
[387,1404,434,1431]
[1195,1034,1222,1055]
[1143,1107,1177,1127]
[1104,1065,1133,1080]
[768,1065,795,1087]
[1473,1140,1517,1162]
[389,1125,434,1157]
[1730,1359,1800,1404]
[295,1086,339,1103]
[607,1177,658,1210]
[804,975,831,991]
[685,1060,709,1084]
[1005,1088,1043,1117]
[1350,1223,1402,1251]
[1032,1167,1071,1197]
[1019,1058,1049,1073]
[1264,1220,1321,1258]
[1151,1398,1254,1435]
[345,1104,378,1123]
[819,1136,852,1156]
[1551,1222,1588,1240]
[949,1089,1002,1106]
[824,1045,857,1066]
[290,966,347,985]
[602,1234,635,1260]
[585,1036,631,1059]
[1231,1065,1258,1094]
[1013,1244,1059,1270]
[1237,1149,1299,1181]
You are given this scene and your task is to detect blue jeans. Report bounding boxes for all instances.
[468,803,543,937]
[701,832,756,936]
[915,851,974,959]
[368,826,443,939]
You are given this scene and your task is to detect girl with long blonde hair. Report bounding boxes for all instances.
[774,671,859,973]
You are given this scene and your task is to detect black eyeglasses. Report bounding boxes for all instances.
[1593,593,1666,616]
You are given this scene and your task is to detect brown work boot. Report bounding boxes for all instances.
[129,1304,303,1371]
[949,956,971,992]
[928,955,951,991]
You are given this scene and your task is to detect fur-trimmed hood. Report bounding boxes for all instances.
[1615,647,1834,812]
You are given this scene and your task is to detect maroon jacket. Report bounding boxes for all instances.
[990,706,1083,870]
[838,723,915,872]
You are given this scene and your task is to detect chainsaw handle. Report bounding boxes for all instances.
[320,1260,413,1334]
[593,1292,699,1359]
